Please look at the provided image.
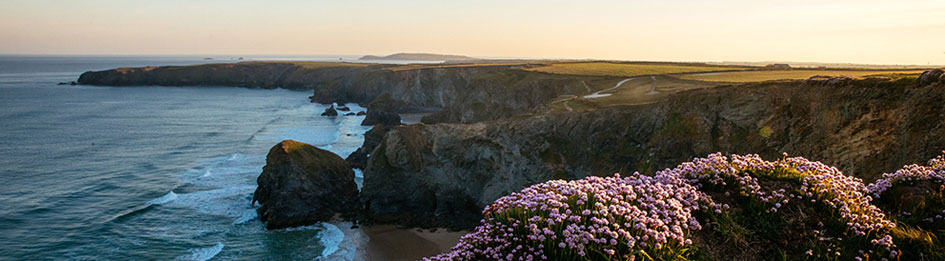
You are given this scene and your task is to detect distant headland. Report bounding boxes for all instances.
[358,53,478,61]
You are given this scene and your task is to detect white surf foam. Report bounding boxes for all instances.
[148,191,178,205]
[176,242,223,261]
[316,222,368,261]
[318,223,345,256]
[353,169,364,191]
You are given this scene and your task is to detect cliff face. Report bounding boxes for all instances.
[77,62,372,90]
[311,65,605,123]
[360,76,945,229]
[78,62,610,123]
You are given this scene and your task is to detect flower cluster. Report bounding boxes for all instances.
[783,155,895,242]
[867,151,945,198]
[426,173,714,260]
[666,153,895,250]
[427,153,905,260]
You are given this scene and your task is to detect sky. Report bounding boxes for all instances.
[1,0,944,65]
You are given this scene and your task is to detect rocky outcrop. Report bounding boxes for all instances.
[361,93,402,126]
[346,124,396,169]
[918,68,944,86]
[361,75,945,229]
[252,140,359,229]
[320,104,338,116]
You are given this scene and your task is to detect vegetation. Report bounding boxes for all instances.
[547,76,720,114]
[427,152,945,260]
[290,61,371,69]
[677,70,927,82]
[388,62,534,71]
[523,62,749,77]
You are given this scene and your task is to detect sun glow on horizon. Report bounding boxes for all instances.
[1,0,944,65]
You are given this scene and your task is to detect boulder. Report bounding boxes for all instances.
[361,93,402,126]
[356,111,367,116]
[918,69,944,86]
[337,104,351,111]
[321,105,339,116]
[344,112,356,116]
[252,140,359,229]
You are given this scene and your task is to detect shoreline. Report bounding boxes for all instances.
[362,225,466,260]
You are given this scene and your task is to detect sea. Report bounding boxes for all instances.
[0,55,384,260]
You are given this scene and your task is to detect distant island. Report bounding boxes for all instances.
[358,53,479,61]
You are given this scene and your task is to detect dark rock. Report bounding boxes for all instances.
[918,69,944,85]
[361,93,402,126]
[345,112,356,116]
[356,111,367,116]
[346,124,396,169]
[321,104,338,116]
[57,81,77,85]
[337,104,351,111]
[252,140,359,229]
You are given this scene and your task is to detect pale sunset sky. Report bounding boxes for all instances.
[1,0,943,65]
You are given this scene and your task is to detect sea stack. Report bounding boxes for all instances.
[361,93,402,126]
[321,104,339,116]
[252,140,359,229]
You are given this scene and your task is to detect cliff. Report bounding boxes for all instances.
[360,75,945,229]
[78,62,613,123]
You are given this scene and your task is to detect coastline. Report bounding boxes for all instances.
[363,225,466,260]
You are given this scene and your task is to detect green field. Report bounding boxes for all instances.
[524,62,748,77]
[678,69,926,82]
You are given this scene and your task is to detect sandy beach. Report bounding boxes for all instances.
[363,225,466,260]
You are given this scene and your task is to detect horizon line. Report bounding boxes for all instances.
[0,53,942,67]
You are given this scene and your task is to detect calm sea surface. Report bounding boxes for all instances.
[0,56,371,260]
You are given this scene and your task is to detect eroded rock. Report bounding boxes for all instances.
[252,140,359,229]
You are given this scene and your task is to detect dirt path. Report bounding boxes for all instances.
[563,100,574,112]
[581,81,592,93]
[647,76,659,95]
[584,77,635,99]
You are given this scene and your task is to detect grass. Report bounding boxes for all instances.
[288,61,371,69]
[677,69,927,82]
[546,76,721,114]
[388,62,535,71]
[523,62,749,77]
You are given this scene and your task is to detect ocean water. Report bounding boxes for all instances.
[0,56,372,260]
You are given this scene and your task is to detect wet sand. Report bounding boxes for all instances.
[363,225,466,260]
